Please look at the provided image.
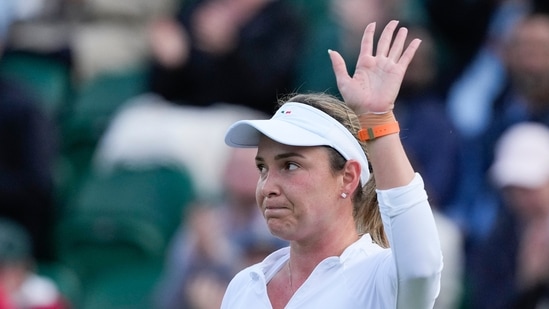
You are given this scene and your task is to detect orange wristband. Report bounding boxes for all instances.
[357,111,399,141]
[358,122,400,141]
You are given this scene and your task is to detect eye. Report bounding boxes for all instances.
[256,163,267,174]
[285,162,299,171]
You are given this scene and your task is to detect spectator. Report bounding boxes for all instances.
[447,10,549,249]
[467,122,549,309]
[491,12,549,129]
[147,0,305,115]
[0,8,58,262]
[446,0,530,140]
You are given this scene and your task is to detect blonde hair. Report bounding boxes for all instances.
[278,93,389,248]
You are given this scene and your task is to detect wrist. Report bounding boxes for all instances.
[357,112,400,141]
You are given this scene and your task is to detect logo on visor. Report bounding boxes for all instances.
[280,110,292,114]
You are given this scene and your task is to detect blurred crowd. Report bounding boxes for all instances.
[1,0,549,308]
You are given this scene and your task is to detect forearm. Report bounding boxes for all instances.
[377,174,443,308]
[366,133,415,190]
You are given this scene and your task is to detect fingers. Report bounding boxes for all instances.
[376,20,399,57]
[377,20,422,67]
[355,22,376,68]
[399,38,422,68]
[328,49,351,87]
[388,27,407,61]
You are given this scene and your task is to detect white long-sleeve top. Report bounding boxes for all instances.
[221,173,443,309]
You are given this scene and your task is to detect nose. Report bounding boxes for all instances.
[258,172,280,198]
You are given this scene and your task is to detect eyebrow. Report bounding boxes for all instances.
[255,152,306,162]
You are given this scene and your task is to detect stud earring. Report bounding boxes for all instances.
[341,192,348,199]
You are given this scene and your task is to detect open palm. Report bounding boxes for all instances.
[329,20,421,114]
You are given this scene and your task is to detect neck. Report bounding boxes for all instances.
[288,227,359,275]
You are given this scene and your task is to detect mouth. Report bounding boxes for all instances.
[263,205,289,217]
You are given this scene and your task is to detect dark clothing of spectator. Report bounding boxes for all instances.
[148,0,305,115]
[0,77,57,261]
[467,204,520,309]
[395,91,460,208]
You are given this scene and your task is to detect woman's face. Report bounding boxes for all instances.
[255,136,347,242]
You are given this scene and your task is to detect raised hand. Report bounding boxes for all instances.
[328,20,421,115]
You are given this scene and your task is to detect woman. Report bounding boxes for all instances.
[221,20,442,308]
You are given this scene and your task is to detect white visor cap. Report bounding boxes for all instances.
[224,102,370,184]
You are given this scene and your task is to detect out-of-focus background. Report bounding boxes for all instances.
[1,0,549,308]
